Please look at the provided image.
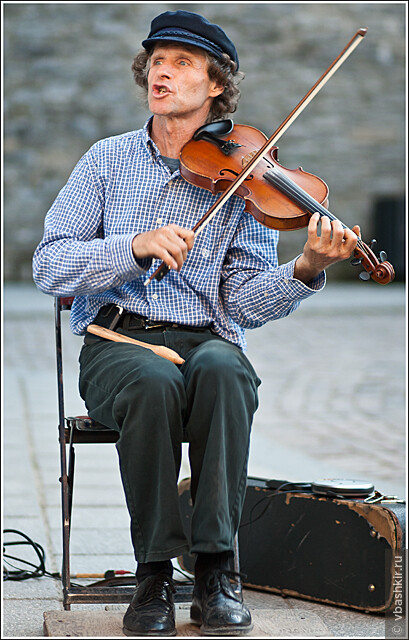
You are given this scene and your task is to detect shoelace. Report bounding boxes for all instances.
[137,573,175,606]
[203,568,246,601]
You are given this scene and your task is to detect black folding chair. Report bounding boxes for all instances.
[55,296,240,610]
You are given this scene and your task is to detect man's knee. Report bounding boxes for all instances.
[186,339,259,388]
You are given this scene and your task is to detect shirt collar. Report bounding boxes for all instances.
[141,117,181,177]
[142,116,160,159]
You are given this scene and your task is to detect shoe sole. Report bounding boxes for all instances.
[190,606,253,636]
[122,626,177,637]
[199,623,254,636]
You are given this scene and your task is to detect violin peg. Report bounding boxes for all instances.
[379,250,388,262]
[370,238,377,250]
[359,271,371,281]
[350,257,362,266]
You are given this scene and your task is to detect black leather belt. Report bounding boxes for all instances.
[95,304,211,332]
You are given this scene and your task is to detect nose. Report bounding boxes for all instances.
[150,59,173,79]
[158,64,172,79]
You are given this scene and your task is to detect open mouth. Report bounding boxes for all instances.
[152,84,171,97]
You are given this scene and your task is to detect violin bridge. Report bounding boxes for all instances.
[242,150,258,167]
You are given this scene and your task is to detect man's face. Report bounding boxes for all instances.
[147,44,223,120]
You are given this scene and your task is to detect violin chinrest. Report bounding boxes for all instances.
[193,119,234,140]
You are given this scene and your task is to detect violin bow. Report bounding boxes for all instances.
[145,27,367,286]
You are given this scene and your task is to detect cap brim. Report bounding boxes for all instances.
[142,35,222,60]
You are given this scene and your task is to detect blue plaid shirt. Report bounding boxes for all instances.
[33,118,325,351]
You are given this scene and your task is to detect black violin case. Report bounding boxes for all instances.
[178,476,405,613]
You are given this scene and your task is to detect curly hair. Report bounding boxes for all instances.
[131,45,244,122]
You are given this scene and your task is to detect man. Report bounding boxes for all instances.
[33,10,360,637]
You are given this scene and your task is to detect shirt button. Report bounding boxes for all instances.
[156,217,163,224]
[152,293,159,300]
[202,249,210,257]
[284,278,289,284]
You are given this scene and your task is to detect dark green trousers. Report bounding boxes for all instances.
[79,326,260,563]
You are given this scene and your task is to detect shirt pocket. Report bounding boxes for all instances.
[191,218,229,265]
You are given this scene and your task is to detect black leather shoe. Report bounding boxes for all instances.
[123,573,176,636]
[191,569,253,636]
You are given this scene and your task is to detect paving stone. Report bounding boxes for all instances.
[2,599,62,638]
[3,576,61,600]
[285,597,387,637]
[45,505,130,531]
[52,553,137,575]
[49,527,133,556]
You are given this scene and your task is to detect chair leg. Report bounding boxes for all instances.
[60,451,72,610]
[61,433,76,610]
[67,439,76,526]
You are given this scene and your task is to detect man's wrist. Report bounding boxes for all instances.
[293,254,323,285]
[131,235,152,271]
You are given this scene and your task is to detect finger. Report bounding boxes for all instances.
[154,244,179,271]
[308,212,321,241]
[164,241,187,271]
[177,227,195,251]
[342,228,359,254]
[165,247,188,271]
[165,227,194,267]
[319,215,333,245]
[351,224,361,239]
[163,225,194,254]
[166,230,193,270]
[330,220,346,247]
[149,233,182,270]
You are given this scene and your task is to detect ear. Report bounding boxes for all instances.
[209,82,224,98]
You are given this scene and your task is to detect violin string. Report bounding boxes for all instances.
[264,167,340,223]
[271,168,369,253]
[263,167,368,254]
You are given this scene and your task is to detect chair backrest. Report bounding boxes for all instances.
[60,297,75,309]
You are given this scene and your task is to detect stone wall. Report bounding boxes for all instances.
[4,2,406,281]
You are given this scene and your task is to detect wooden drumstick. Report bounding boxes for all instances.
[86,324,184,364]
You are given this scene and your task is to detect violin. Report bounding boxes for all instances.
[145,28,394,286]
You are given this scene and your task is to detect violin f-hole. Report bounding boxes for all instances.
[220,168,253,181]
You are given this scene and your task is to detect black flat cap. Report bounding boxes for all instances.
[142,10,239,70]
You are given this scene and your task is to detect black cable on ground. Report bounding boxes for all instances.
[3,528,194,586]
[3,528,47,581]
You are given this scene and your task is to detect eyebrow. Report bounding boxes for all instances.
[150,46,198,62]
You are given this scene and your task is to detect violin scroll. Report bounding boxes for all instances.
[351,239,395,284]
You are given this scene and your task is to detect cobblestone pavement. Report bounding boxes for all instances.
[2,281,406,637]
